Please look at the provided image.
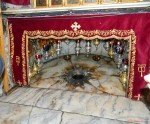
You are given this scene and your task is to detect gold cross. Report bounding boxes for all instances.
[134,94,142,101]
[16,56,20,66]
[138,64,146,77]
[17,80,22,86]
[71,22,81,31]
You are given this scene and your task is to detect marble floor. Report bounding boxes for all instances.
[0,55,149,124]
[30,55,125,96]
[0,87,149,124]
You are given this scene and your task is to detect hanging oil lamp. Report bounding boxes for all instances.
[35,54,43,67]
[28,50,33,66]
[49,44,55,57]
[121,59,128,72]
[64,39,71,61]
[92,39,101,61]
[50,47,55,57]
[114,41,124,69]
[115,41,124,54]
[120,58,128,90]
[33,62,39,74]
[120,71,127,90]
[93,38,100,50]
[108,41,114,58]
[56,40,61,56]
[75,39,81,56]
[85,40,91,57]
[65,39,70,45]
[43,44,50,60]
[28,66,33,79]
[31,39,38,55]
[103,41,110,51]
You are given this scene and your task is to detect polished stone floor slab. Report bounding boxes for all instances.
[30,55,125,96]
[0,87,149,124]
[0,102,32,124]
[36,88,150,122]
[0,87,47,106]
[61,113,134,124]
[0,101,140,124]
[28,107,62,124]
[0,102,62,124]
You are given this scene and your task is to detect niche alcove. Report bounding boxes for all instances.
[0,1,150,123]
[28,37,129,97]
[7,13,150,100]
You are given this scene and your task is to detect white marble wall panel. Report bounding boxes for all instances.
[57,40,108,58]
[41,40,109,64]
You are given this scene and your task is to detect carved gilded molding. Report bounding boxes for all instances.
[8,24,15,83]
[32,0,143,8]
[20,29,136,99]
[2,1,149,15]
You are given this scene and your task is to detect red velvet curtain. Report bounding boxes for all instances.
[8,13,150,100]
[2,0,30,5]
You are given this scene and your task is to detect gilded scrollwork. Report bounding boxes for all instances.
[33,0,142,8]
[8,24,16,83]
[21,29,136,98]
[16,56,21,66]
[9,24,14,60]
[22,31,28,86]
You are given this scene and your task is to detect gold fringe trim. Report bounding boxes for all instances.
[19,29,136,99]
[8,24,15,83]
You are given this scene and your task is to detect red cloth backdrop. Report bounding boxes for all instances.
[8,13,150,100]
[2,0,30,5]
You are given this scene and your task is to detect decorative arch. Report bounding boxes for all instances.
[19,29,136,99]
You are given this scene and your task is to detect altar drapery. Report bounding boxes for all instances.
[8,13,150,100]
[2,0,30,5]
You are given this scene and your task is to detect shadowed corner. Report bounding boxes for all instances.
[140,88,150,110]
[0,55,4,78]
[0,55,4,96]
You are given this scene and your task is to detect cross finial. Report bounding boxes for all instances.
[134,94,142,101]
[17,80,22,86]
[138,64,146,77]
[71,22,81,31]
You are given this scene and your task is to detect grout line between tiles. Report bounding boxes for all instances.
[27,106,34,124]
[34,88,49,107]
[0,101,141,124]
[59,112,64,124]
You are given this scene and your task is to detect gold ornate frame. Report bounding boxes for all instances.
[33,0,49,8]
[65,0,81,6]
[101,0,118,4]
[8,21,136,98]
[49,0,64,7]
[83,0,99,5]
[19,29,136,99]
[121,0,142,2]
[33,0,142,8]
